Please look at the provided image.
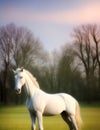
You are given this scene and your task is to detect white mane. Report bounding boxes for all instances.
[24,69,40,88]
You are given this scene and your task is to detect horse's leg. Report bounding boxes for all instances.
[61,111,74,130]
[29,110,36,130]
[70,115,78,130]
[36,111,43,130]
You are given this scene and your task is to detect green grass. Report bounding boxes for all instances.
[81,104,100,130]
[0,104,100,130]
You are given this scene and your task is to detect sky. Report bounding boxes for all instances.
[0,0,100,52]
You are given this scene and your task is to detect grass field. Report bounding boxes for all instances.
[0,103,100,130]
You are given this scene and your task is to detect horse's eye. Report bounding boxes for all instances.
[20,76,23,79]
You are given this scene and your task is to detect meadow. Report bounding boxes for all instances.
[0,103,100,130]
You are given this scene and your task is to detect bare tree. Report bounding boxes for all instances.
[0,23,48,104]
[10,26,48,69]
[90,24,100,85]
[72,24,99,102]
[0,24,14,103]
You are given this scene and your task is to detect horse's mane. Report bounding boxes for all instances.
[24,69,40,88]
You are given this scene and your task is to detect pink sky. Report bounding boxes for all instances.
[0,0,100,51]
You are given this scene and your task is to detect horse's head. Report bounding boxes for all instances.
[13,67,25,94]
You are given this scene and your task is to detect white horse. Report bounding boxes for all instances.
[13,68,82,130]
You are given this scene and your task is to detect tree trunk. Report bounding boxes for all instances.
[3,63,8,104]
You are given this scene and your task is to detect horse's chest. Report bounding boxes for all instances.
[26,95,46,112]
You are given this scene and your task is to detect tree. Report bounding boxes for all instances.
[90,25,100,84]
[46,50,60,92]
[0,23,48,104]
[72,24,99,102]
[0,24,14,103]
[10,25,47,69]
[57,45,82,100]
[57,46,73,92]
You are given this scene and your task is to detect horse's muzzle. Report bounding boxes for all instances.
[15,89,21,94]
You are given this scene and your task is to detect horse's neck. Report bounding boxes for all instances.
[24,73,38,97]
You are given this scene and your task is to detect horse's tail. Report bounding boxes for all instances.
[75,101,82,130]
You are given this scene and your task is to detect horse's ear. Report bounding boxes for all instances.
[20,67,24,72]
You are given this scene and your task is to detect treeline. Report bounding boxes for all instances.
[0,23,100,104]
